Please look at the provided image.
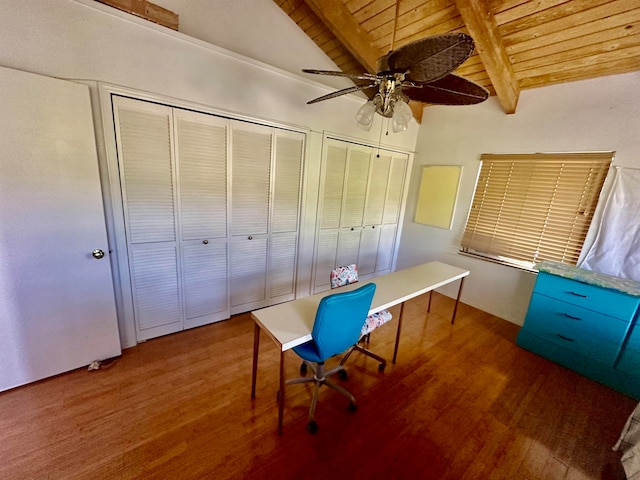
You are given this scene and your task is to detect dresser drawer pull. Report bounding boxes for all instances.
[556,334,575,342]
[567,291,588,298]
[562,313,582,321]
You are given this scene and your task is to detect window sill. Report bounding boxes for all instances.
[458,249,537,273]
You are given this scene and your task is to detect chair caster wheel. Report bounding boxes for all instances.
[378,363,386,372]
[300,362,307,374]
[349,402,357,412]
[338,369,348,380]
[307,420,318,434]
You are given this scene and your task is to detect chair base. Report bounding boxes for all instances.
[339,338,387,371]
[286,361,357,433]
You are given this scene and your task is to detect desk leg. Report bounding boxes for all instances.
[427,290,433,315]
[451,277,465,324]
[278,350,285,436]
[393,302,405,364]
[251,323,260,399]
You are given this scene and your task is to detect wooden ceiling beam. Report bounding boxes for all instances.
[96,0,178,30]
[454,0,520,114]
[303,0,382,73]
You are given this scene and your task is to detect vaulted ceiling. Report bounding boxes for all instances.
[274,0,640,119]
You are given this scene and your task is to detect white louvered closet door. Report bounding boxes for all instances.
[335,145,371,273]
[114,97,183,340]
[313,139,409,293]
[359,153,391,275]
[376,153,408,274]
[174,109,230,329]
[270,131,304,302]
[230,122,272,311]
[114,97,306,339]
[314,142,347,291]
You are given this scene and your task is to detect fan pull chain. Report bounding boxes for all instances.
[376,118,386,158]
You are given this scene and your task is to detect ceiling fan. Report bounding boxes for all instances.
[302,33,489,132]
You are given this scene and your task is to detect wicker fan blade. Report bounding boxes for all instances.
[388,33,475,83]
[307,83,379,105]
[302,69,381,82]
[403,74,488,105]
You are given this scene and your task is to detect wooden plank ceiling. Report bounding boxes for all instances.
[275,0,640,116]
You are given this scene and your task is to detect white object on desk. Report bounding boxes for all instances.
[250,261,470,434]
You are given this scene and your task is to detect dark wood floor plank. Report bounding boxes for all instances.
[0,292,634,479]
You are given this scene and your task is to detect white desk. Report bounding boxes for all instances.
[250,261,470,434]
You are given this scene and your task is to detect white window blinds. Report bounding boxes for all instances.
[460,152,612,269]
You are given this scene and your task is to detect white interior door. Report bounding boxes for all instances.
[0,66,121,392]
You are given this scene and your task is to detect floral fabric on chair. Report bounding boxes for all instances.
[361,310,392,336]
[330,264,392,337]
[330,264,359,288]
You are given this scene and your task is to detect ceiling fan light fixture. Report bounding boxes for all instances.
[391,98,412,132]
[355,99,376,131]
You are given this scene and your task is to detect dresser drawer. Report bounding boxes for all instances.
[534,272,640,321]
[623,324,640,353]
[525,293,630,343]
[617,349,640,377]
[523,294,628,363]
[617,324,640,376]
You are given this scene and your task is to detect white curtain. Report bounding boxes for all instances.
[580,168,640,281]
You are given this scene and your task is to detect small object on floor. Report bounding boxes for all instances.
[613,402,640,479]
[87,356,120,371]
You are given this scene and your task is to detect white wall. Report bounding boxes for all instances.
[151,0,355,92]
[0,0,417,148]
[398,71,640,325]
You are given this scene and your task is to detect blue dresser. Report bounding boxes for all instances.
[517,261,640,399]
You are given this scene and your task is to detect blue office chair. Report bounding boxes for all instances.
[286,283,376,434]
[331,264,392,373]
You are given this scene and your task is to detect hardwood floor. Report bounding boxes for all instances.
[0,293,635,479]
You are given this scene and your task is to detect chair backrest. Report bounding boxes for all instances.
[330,264,359,289]
[311,283,376,360]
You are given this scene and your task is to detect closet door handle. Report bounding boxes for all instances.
[248,236,253,240]
[202,240,209,244]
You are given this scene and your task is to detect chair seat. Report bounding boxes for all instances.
[361,309,392,336]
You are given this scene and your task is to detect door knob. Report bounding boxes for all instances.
[92,249,105,259]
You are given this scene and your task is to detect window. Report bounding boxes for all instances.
[460,152,613,270]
